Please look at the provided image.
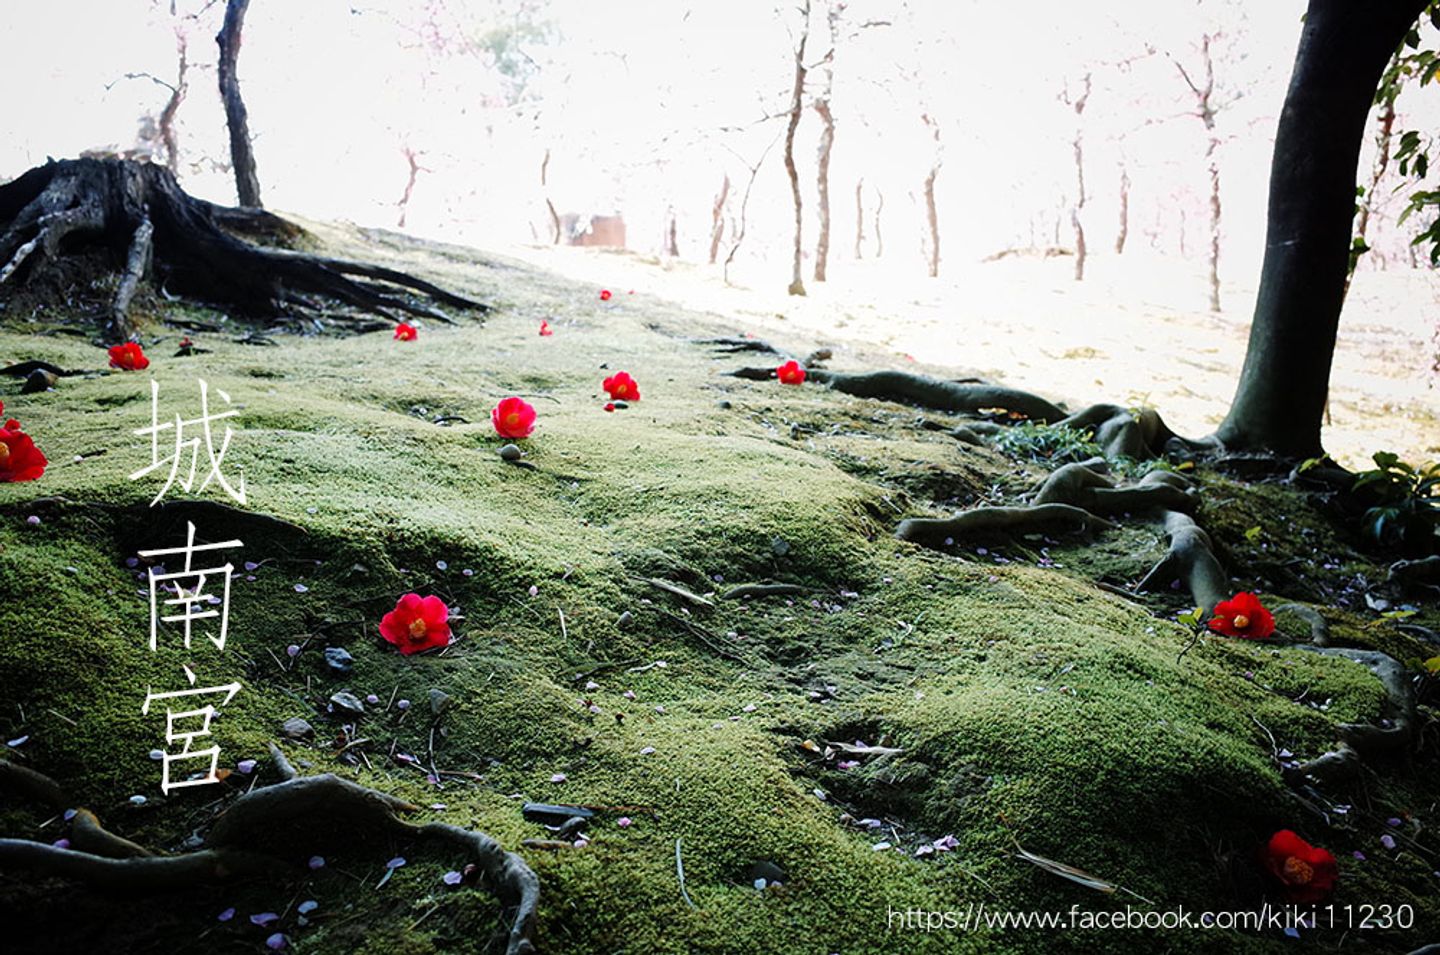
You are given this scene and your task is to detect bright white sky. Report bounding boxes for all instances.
[0,0,1429,285]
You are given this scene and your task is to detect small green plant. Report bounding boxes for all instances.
[991,422,1102,464]
[1351,452,1440,551]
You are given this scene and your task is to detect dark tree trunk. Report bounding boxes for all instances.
[854,178,864,260]
[0,159,486,342]
[1215,0,1428,457]
[216,0,262,208]
[708,173,729,265]
[813,98,834,282]
[783,10,809,297]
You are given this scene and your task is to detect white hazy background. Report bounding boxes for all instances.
[3,0,1425,284]
[2,0,1438,466]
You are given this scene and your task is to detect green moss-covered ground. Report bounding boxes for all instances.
[1,224,1437,954]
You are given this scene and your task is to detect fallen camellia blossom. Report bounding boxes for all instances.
[776,360,806,385]
[599,289,612,301]
[492,396,537,438]
[393,322,418,341]
[1262,830,1338,903]
[108,341,150,370]
[378,593,452,655]
[539,320,553,336]
[1207,591,1276,639]
[602,371,640,401]
[0,416,48,483]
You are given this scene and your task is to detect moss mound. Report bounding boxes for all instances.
[0,227,1435,954]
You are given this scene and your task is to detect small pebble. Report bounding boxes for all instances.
[329,691,365,715]
[323,647,355,675]
[499,444,523,462]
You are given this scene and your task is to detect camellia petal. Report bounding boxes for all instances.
[1207,591,1275,639]
[108,342,150,371]
[602,372,641,402]
[0,424,48,483]
[394,322,418,341]
[776,360,806,385]
[1261,829,1338,903]
[491,396,537,439]
[378,592,451,655]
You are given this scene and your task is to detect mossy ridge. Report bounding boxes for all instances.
[1,228,1435,953]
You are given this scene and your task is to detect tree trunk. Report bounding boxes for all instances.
[783,8,810,297]
[1215,0,1428,457]
[541,148,560,245]
[1065,74,1091,281]
[1115,164,1130,255]
[873,188,884,258]
[396,147,423,229]
[665,209,679,257]
[708,173,729,265]
[158,35,189,172]
[854,178,865,260]
[216,0,262,209]
[0,159,485,342]
[813,98,834,282]
[921,113,941,278]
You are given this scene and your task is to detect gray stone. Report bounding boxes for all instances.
[329,691,365,715]
[282,717,314,739]
[323,646,354,675]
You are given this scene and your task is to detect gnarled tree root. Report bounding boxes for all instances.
[0,743,538,955]
[1033,462,1199,515]
[1134,476,1229,614]
[1285,646,1418,786]
[727,365,1068,421]
[0,158,488,341]
[896,503,1116,548]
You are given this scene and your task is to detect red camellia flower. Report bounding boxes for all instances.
[1207,591,1276,639]
[602,371,640,401]
[108,342,150,371]
[1262,830,1338,903]
[603,402,616,413]
[599,289,612,301]
[378,593,451,655]
[539,320,553,336]
[0,417,48,483]
[394,323,418,341]
[491,396,537,439]
[776,360,806,385]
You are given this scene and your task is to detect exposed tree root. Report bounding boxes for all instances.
[0,158,488,341]
[805,369,1068,422]
[1032,463,1199,515]
[1134,480,1230,614]
[896,503,1116,548]
[1287,646,1418,786]
[0,744,538,955]
[1390,555,1440,588]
